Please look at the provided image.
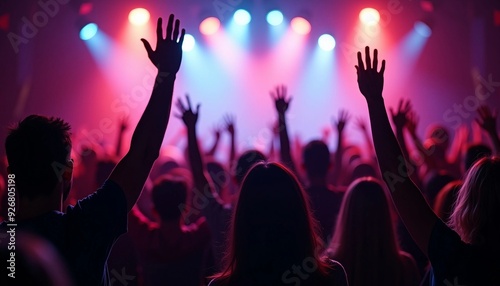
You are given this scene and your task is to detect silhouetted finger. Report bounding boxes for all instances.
[357,52,364,71]
[380,60,386,75]
[365,46,371,70]
[173,19,180,41]
[186,94,192,110]
[141,39,153,58]
[156,18,163,40]
[179,29,186,45]
[166,14,174,40]
[373,49,379,71]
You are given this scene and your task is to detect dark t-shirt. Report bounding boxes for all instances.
[0,180,127,286]
[428,219,500,285]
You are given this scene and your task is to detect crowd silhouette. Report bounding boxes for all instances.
[1,13,499,286]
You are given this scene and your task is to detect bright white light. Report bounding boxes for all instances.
[233,9,251,25]
[414,21,432,37]
[318,34,336,51]
[182,34,195,52]
[267,10,284,26]
[128,8,150,26]
[359,8,380,26]
[199,17,220,35]
[291,17,311,35]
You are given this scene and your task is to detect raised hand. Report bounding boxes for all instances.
[176,94,200,129]
[212,125,222,140]
[406,111,419,136]
[390,99,412,131]
[356,46,386,101]
[141,15,185,74]
[355,117,368,132]
[271,85,292,114]
[476,105,498,134]
[333,109,350,134]
[224,114,236,136]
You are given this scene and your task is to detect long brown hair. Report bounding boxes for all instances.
[213,162,331,285]
[328,177,405,286]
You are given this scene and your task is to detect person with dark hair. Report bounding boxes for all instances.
[0,14,185,286]
[177,95,266,272]
[327,177,420,286]
[128,175,211,286]
[209,162,348,286]
[355,46,500,285]
[302,140,344,245]
[464,144,491,172]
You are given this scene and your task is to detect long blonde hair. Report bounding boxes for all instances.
[449,156,500,246]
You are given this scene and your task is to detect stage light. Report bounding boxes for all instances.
[318,34,336,51]
[233,9,251,25]
[182,34,195,52]
[359,8,380,25]
[80,23,98,40]
[267,10,284,26]
[414,21,432,37]
[200,17,220,35]
[79,3,93,15]
[291,17,311,35]
[128,8,150,26]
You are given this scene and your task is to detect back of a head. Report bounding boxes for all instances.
[233,150,266,185]
[226,162,321,278]
[207,160,230,192]
[331,177,398,255]
[433,180,462,221]
[349,161,378,184]
[330,177,401,285]
[464,144,491,172]
[5,115,71,199]
[303,140,330,178]
[151,175,188,221]
[450,156,500,245]
[423,171,455,206]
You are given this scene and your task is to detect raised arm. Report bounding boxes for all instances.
[115,116,129,158]
[176,95,225,208]
[271,85,297,174]
[109,15,185,211]
[476,105,500,155]
[224,114,237,171]
[331,110,349,186]
[356,46,438,253]
[205,125,221,157]
[390,99,422,188]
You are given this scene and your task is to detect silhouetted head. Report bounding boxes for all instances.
[330,177,398,256]
[5,115,72,200]
[207,160,230,193]
[302,140,330,179]
[151,175,188,221]
[450,156,500,246]
[426,124,450,150]
[464,144,491,172]
[423,171,455,206]
[233,150,266,185]
[219,162,327,283]
[433,180,462,222]
[349,161,378,183]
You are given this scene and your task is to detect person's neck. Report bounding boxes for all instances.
[17,192,62,221]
